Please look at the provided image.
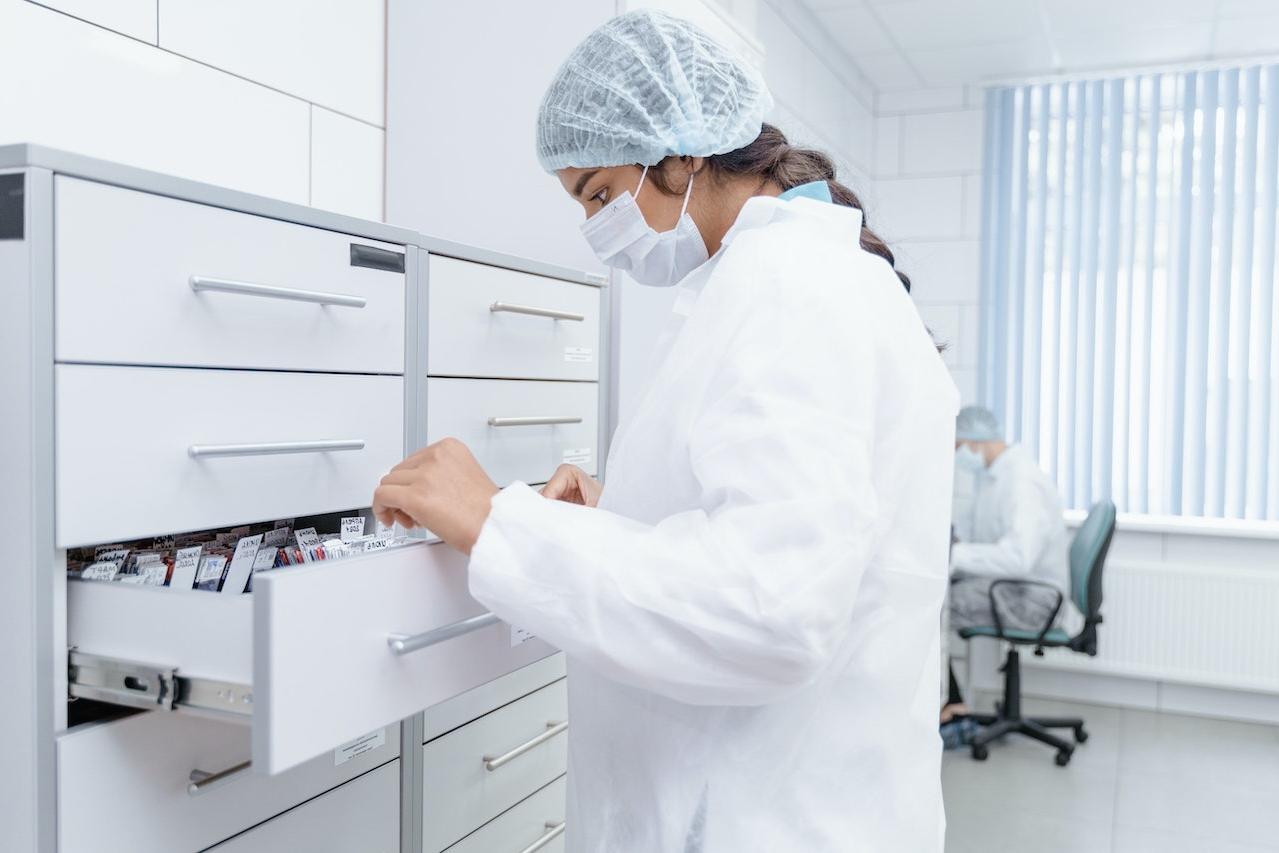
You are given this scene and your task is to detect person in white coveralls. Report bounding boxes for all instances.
[373,10,959,851]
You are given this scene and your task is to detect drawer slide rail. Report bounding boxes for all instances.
[68,650,252,719]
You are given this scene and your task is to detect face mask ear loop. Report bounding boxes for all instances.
[635,164,650,200]
[678,168,695,219]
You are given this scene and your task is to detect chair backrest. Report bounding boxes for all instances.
[1068,501,1116,634]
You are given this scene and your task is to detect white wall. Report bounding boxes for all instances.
[384,0,614,275]
[0,0,385,221]
[869,85,985,403]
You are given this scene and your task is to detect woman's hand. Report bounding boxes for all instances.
[372,438,499,555]
[540,464,603,508]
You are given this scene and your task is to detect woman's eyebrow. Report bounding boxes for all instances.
[574,169,601,199]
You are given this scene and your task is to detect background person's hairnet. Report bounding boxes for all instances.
[536,9,773,173]
[955,406,1003,442]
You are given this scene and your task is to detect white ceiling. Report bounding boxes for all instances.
[799,0,1279,91]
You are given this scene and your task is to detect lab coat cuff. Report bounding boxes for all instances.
[468,481,540,606]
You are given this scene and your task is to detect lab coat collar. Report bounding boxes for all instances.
[985,444,1025,480]
[720,193,864,251]
[667,195,864,318]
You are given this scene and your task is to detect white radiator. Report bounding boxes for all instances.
[1027,559,1279,694]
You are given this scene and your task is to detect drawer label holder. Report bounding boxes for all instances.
[67,650,252,718]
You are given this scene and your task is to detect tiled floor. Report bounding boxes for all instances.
[942,697,1279,852]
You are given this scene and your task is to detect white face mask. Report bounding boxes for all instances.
[955,445,987,473]
[580,165,709,287]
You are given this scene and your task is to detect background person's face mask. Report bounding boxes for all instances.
[955,444,987,473]
[580,164,709,287]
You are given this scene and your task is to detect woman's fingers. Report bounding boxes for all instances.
[541,464,586,504]
[373,482,422,528]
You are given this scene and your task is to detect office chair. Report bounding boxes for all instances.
[957,500,1115,767]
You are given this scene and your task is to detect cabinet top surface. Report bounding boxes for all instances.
[0,143,604,287]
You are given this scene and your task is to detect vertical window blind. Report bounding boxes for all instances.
[980,64,1279,520]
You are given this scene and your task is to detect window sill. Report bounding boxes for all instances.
[1063,509,1279,540]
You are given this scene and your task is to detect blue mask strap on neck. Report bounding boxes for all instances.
[778,180,833,204]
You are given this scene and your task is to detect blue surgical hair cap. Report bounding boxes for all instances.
[955,406,1003,442]
[536,9,774,173]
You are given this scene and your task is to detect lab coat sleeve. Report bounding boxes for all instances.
[949,472,1055,579]
[467,243,889,707]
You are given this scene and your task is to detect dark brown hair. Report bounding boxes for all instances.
[648,123,912,293]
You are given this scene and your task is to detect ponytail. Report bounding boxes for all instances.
[648,123,912,293]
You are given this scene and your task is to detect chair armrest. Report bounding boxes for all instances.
[987,578,1065,653]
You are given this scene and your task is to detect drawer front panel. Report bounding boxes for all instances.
[423,655,567,744]
[427,255,600,381]
[422,680,568,853]
[425,378,598,485]
[54,365,403,547]
[56,712,399,853]
[443,776,566,853]
[55,176,405,374]
[254,542,556,774]
[207,762,400,853]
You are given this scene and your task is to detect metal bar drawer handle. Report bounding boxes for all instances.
[191,276,367,308]
[189,439,365,458]
[519,822,566,853]
[388,611,501,656]
[488,416,583,427]
[188,760,251,796]
[490,301,584,322]
[484,721,569,772]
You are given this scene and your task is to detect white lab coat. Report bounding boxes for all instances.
[950,445,1080,632]
[468,196,959,852]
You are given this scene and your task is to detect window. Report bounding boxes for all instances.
[980,65,1279,520]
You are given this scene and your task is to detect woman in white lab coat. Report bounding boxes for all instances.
[373,10,959,851]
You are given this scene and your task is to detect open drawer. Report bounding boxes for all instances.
[67,541,555,775]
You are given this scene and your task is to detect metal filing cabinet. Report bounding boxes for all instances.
[0,144,608,852]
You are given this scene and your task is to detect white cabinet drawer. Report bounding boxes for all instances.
[56,711,399,853]
[422,680,568,853]
[207,762,401,853]
[54,365,403,547]
[67,541,556,775]
[443,776,566,853]
[425,378,598,485]
[54,176,406,374]
[427,255,600,381]
[424,655,566,743]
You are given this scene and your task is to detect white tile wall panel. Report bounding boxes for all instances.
[949,367,977,403]
[917,304,961,368]
[873,114,901,177]
[843,95,875,174]
[957,304,978,369]
[311,105,384,221]
[895,240,980,304]
[30,0,156,42]
[962,174,983,238]
[158,0,385,125]
[761,2,816,119]
[872,175,964,241]
[900,109,983,175]
[0,0,310,203]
